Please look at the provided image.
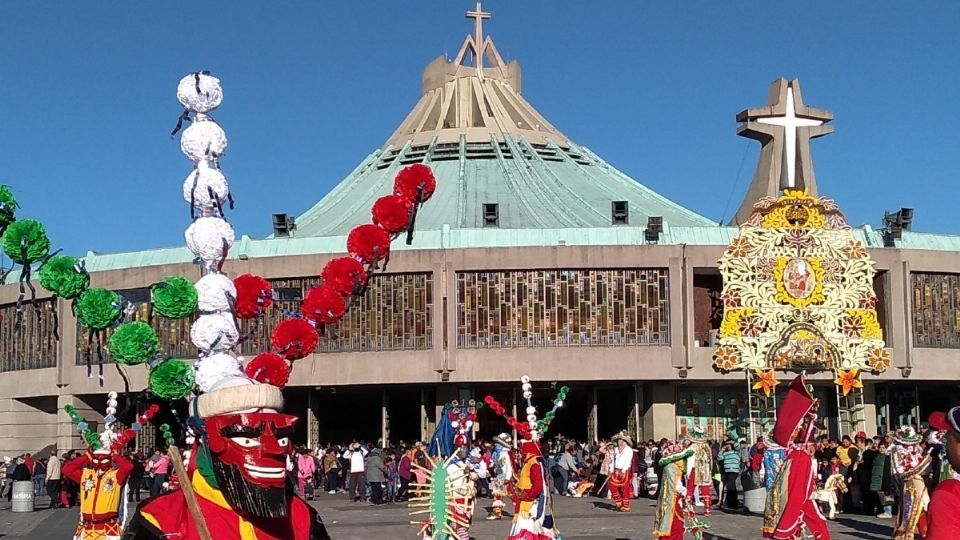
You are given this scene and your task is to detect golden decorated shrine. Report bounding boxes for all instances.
[713,190,891,383]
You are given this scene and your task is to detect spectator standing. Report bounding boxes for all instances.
[33,458,46,496]
[397,446,413,501]
[344,443,368,502]
[297,448,317,499]
[384,450,398,504]
[128,451,145,502]
[555,444,578,496]
[364,447,386,504]
[717,440,741,509]
[46,450,62,508]
[323,447,341,494]
[150,450,170,498]
[738,439,753,490]
[870,441,893,518]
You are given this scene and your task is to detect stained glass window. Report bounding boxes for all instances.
[455,269,669,348]
[76,274,434,363]
[911,272,960,348]
[0,300,58,372]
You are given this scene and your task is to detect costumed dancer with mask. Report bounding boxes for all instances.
[762,373,830,540]
[62,394,134,540]
[488,433,515,520]
[420,401,478,540]
[926,406,960,539]
[609,430,635,513]
[888,425,931,540]
[685,426,714,516]
[655,440,709,540]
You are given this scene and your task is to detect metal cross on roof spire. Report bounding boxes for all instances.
[466,1,491,76]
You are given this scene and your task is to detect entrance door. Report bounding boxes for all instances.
[313,387,382,445]
[386,388,421,447]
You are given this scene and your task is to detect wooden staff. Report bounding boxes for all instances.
[167,445,212,540]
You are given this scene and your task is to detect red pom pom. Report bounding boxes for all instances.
[301,285,346,325]
[321,257,367,296]
[234,274,274,320]
[372,195,413,234]
[244,353,291,389]
[394,163,436,203]
[347,224,390,263]
[270,318,318,361]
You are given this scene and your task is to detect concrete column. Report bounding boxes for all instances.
[643,383,677,440]
[861,383,878,437]
[307,391,319,450]
[435,384,457,432]
[382,389,389,448]
[587,387,598,444]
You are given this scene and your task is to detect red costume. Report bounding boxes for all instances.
[508,441,559,540]
[609,431,635,512]
[762,374,830,540]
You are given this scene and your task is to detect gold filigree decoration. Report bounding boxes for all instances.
[714,190,889,373]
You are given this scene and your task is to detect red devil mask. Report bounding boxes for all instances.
[88,450,113,472]
[204,412,297,489]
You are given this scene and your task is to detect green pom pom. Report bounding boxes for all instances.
[152,276,198,319]
[108,321,159,365]
[149,359,195,400]
[83,430,100,447]
[39,255,90,299]
[76,288,122,330]
[2,219,50,264]
[0,185,18,228]
[63,404,76,414]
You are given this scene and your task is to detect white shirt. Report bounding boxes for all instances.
[345,448,367,473]
[613,445,634,472]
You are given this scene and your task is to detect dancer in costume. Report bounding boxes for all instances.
[685,426,714,516]
[62,392,140,540]
[64,444,133,539]
[926,406,960,539]
[488,433,515,520]
[124,384,331,539]
[509,439,559,540]
[762,373,830,540]
[655,440,709,540]
[888,425,931,540]
[609,430,635,512]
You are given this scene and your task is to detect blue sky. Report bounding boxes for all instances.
[0,1,957,256]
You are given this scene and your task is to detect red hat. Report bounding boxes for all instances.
[930,408,960,433]
[771,373,818,447]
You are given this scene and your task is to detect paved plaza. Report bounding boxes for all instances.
[0,493,894,539]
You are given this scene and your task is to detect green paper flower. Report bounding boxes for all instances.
[152,276,198,320]
[149,359,195,400]
[76,288,122,330]
[109,321,159,365]
[0,185,18,228]
[39,255,90,299]
[2,219,50,264]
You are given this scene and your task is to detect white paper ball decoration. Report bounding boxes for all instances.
[190,313,239,353]
[520,375,531,384]
[185,217,235,261]
[522,391,532,399]
[183,165,229,208]
[196,273,236,313]
[194,352,243,392]
[526,406,536,415]
[177,72,223,114]
[526,414,537,423]
[180,119,227,161]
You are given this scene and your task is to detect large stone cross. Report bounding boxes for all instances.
[731,79,834,225]
[466,2,492,65]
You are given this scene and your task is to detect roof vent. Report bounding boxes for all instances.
[611,201,629,225]
[272,213,296,237]
[646,216,663,243]
[483,203,499,227]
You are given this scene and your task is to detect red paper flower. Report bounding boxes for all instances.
[394,163,436,203]
[270,318,318,361]
[372,194,413,234]
[347,224,391,263]
[233,274,274,320]
[301,285,347,325]
[321,257,367,297]
[244,352,291,388]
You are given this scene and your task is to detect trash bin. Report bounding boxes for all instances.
[743,487,766,513]
[11,480,34,512]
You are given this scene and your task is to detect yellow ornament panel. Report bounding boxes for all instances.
[713,190,889,373]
